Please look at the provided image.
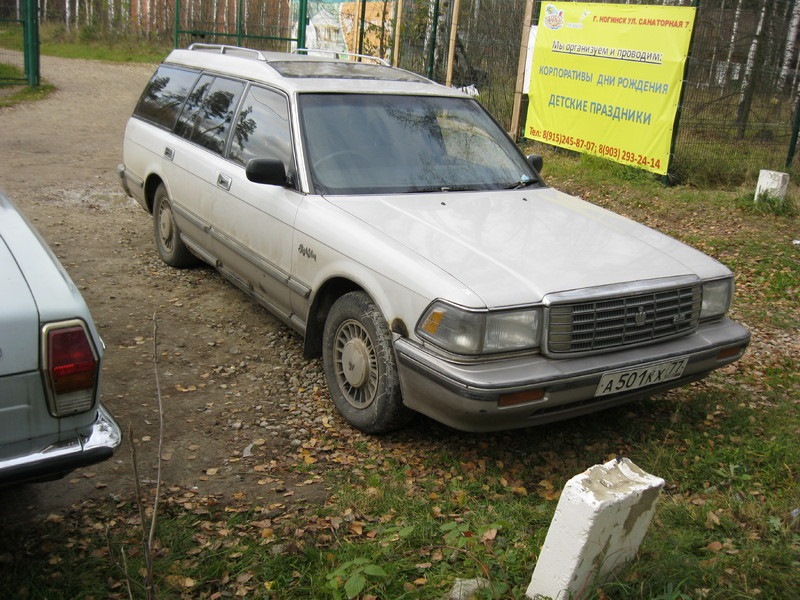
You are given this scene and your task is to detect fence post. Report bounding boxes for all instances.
[174,0,180,48]
[392,0,404,66]
[237,0,244,46]
[786,95,800,168]
[22,0,39,87]
[510,0,536,140]
[297,0,308,50]
[665,0,699,184]
[444,0,462,86]
[357,0,367,55]
[426,0,441,79]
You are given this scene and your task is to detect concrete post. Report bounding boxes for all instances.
[526,458,665,600]
[754,169,789,203]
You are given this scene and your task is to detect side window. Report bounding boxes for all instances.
[229,86,294,176]
[133,65,200,130]
[175,76,246,155]
[174,74,214,140]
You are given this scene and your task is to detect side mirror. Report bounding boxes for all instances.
[527,154,543,173]
[246,158,289,187]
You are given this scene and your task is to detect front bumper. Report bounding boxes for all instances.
[395,318,750,432]
[0,403,122,486]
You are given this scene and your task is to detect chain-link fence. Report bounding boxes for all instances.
[675,0,799,181]
[6,0,799,182]
[400,0,800,183]
[0,0,26,83]
[1,0,38,85]
[391,0,528,133]
[168,0,800,182]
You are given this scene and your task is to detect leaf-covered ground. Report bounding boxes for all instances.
[1,57,798,598]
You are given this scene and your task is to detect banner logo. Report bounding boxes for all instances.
[543,4,565,31]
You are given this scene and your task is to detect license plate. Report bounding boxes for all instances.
[595,358,689,397]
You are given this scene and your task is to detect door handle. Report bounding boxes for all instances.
[217,173,232,191]
[163,147,175,160]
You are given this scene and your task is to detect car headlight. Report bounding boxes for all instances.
[417,301,541,355]
[701,278,733,320]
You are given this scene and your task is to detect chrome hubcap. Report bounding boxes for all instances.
[334,319,378,409]
[159,202,174,250]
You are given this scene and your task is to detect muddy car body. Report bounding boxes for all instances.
[119,45,750,433]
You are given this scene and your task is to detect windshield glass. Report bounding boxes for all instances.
[298,94,538,195]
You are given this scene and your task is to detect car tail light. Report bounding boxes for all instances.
[42,321,99,416]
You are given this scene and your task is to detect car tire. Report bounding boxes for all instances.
[153,184,197,268]
[322,291,413,434]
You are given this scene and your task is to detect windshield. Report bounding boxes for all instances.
[298,94,538,195]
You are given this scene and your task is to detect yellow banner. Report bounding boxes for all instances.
[525,2,696,175]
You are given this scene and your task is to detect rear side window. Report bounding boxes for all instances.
[175,76,246,155]
[134,65,199,130]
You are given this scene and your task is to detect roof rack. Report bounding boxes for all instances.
[188,43,268,62]
[294,48,390,67]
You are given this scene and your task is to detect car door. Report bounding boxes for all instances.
[169,74,246,256]
[210,84,304,326]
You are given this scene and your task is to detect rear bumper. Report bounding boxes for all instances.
[117,163,147,211]
[395,318,750,432]
[0,403,122,486]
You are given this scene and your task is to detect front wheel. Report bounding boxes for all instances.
[153,184,197,268]
[322,292,414,434]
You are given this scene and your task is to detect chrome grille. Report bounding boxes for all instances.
[548,285,702,354]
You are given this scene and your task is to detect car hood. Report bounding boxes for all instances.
[326,187,728,308]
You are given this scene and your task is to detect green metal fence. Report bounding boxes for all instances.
[0,0,39,86]
[417,0,800,181]
[173,0,308,52]
[9,0,799,182]
[165,0,800,181]
[520,0,800,180]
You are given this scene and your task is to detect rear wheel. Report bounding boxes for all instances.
[153,184,197,267]
[322,292,413,434]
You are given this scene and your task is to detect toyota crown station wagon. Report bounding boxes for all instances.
[119,45,750,433]
[0,191,121,484]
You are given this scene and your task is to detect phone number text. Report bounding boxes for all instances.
[529,128,663,171]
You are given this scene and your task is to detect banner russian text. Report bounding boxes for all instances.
[525,2,696,175]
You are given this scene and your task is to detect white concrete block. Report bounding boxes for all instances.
[754,169,789,202]
[526,458,664,600]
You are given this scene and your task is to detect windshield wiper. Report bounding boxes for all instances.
[506,175,538,190]
[408,185,482,193]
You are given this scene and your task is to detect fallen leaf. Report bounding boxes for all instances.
[481,528,498,542]
[236,572,254,584]
[706,511,720,529]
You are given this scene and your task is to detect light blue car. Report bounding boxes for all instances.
[0,191,121,485]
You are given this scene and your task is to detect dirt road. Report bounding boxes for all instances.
[0,56,347,516]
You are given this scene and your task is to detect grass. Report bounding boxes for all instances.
[1,57,798,598]
[1,26,167,110]
[670,128,800,188]
[0,63,55,106]
[37,27,172,64]
[0,23,171,64]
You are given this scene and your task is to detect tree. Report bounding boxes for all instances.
[778,0,800,91]
[719,0,743,87]
[735,0,768,139]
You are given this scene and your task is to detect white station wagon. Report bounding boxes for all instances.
[0,191,121,484]
[119,45,750,433]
